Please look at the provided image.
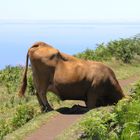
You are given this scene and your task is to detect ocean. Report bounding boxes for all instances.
[0,23,140,69]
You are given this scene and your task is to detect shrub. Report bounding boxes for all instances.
[76,36,140,63]
[80,114,108,140]
[0,65,23,93]
[27,75,36,95]
[11,105,35,130]
[79,110,117,140]
[76,44,111,61]
[0,119,11,140]
[107,39,136,63]
[0,104,36,139]
[76,48,95,60]
[94,43,111,61]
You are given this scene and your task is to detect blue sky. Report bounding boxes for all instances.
[0,0,140,69]
[0,0,140,22]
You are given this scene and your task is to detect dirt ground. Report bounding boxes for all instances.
[25,75,140,140]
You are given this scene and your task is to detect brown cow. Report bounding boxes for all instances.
[19,42,125,112]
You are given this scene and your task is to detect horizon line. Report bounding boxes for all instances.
[0,19,140,24]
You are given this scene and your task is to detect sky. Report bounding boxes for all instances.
[0,0,140,22]
[0,0,140,69]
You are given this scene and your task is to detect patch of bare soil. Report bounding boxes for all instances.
[24,75,140,140]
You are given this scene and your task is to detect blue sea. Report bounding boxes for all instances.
[0,22,140,69]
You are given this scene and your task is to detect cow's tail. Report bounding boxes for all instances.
[19,51,29,97]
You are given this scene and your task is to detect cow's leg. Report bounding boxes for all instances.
[36,91,44,110]
[38,89,53,112]
[36,91,52,112]
[33,75,53,112]
[86,88,98,110]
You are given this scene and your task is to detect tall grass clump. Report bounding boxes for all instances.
[0,104,36,139]
[0,65,23,94]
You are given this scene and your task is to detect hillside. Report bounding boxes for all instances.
[0,35,140,140]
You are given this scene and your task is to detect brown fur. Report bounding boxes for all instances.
[19,52,29,97]
[19,42,125,111]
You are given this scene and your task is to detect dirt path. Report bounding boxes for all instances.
[25,75,140,140]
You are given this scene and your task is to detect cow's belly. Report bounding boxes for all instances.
[54,80,90,101]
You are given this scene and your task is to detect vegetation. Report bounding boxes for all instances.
[76,34,140,63]
[78,81,140,140]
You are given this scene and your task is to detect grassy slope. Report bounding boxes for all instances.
[1,59,140,140]
[105,57,140,80]
[1,36,140,139]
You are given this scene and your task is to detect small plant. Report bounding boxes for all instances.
[80,115,108,140]
[11,105,35,130]
[0,119,11,140]
[0,65,23,93]
[27,75,36,95]
[0,104,36,139]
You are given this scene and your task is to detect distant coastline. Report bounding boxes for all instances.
[0,19,140,25]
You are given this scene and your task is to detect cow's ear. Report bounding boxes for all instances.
[58,52,68,61]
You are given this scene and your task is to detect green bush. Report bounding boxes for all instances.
[0,104,36,139]
[80,112,110,140]
[76,36,140,63]
[76,48,95,60]
[27,75,36,95]
[115,100,140,139]
[0,65,23,93]
[107,38,136,63]
[0,119,11,140]
[94,43,111,61]
[11,105,35,130]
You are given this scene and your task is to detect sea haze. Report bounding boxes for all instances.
[0,21,140,69]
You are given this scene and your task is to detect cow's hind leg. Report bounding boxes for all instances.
[38,89,53,112]
[36,91,53,112]
[33,76,53,112]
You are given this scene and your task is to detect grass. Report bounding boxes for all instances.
[4,111,58,140]
[104,56,140,80]
[3,100,77,140]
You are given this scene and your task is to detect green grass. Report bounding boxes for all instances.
[3,100,76,140]
[0,66,63,140]
[105,57,140,80]
[4,111,58,140]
